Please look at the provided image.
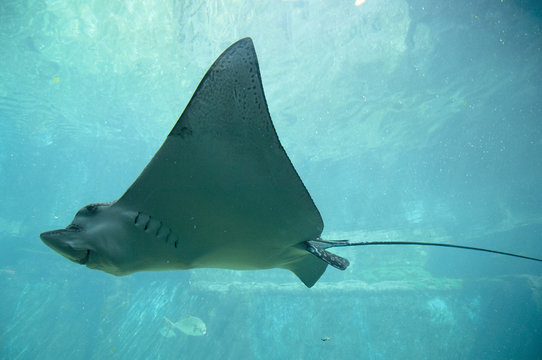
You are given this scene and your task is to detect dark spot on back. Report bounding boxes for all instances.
[179,126,193,138]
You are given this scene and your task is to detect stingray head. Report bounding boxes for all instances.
[40,202,132,275]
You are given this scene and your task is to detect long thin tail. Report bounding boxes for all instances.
[306,238,542,270]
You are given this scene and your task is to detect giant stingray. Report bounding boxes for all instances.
[41,38,541,287]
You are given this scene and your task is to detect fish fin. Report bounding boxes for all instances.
[164,316,175,327]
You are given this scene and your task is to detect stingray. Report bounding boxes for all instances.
[40,38,542,287]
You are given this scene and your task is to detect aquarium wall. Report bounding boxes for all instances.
[1,0,542,359]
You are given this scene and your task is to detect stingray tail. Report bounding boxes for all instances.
[307,238,542,264]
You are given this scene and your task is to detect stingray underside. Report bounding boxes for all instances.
[115,38,327,287]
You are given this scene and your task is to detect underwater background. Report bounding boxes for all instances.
[1,0,542,359]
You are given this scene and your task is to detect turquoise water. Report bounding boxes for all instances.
[1,0,542,359]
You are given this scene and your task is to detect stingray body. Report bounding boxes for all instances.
[40,38,341,287]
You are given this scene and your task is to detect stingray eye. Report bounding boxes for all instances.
[85,204,98,213]
[76,204,100,217]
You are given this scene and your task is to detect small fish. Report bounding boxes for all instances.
[164,316,206,336]
[321,337,331,342]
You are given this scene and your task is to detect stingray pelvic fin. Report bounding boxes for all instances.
[306,241,350,270]
[286,254,329,288]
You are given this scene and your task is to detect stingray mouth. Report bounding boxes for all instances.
[40,230,90,265]
[75,250,90,265]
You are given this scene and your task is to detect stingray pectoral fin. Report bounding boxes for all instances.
[285,254,328,288]
[306,241,350,270]
[114,38,325,280]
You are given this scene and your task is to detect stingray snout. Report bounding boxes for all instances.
[40,229,90,265]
